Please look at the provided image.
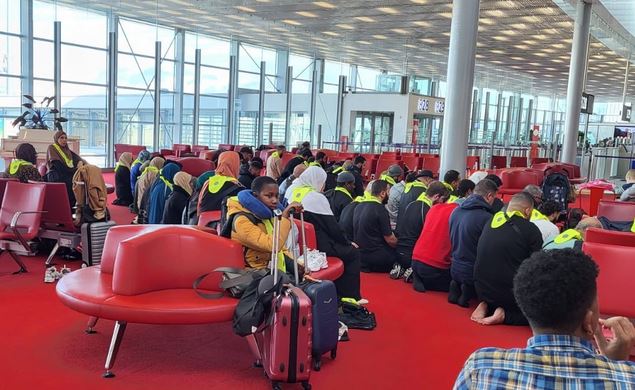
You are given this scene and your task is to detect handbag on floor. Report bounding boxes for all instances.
[193,267,268,299]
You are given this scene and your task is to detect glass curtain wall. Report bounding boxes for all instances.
[183,32,229,147]
[289,53,313,146]
[0,0,22,138]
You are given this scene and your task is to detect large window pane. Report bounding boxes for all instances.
[61,45,107,84]
[0,76,22,138]
[0,0,20,34]
[118,19,175,59]
[34,2,107,48]
[33,40,54,80]
[118,53,155,90]
[201,66,229,95]
[184,33,229,68]
[61,83,107,162]
[239,43,276,74]
[0,35,21,76]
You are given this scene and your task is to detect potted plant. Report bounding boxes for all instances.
[12,95,68,131]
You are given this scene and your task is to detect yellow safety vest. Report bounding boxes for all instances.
[446,195,459,203]
[334,186,353,200]
[114,162,129,172]
[631,219,634,233]
[131,158,141,168]
[404,181,426,194]
[142,165,159,175]
[415,192,433,208]
[360,196,382,204]
[159,175,173,191]
[380,174,396,186]
[332,166,344,174]
[291,185,314,203]
[553,228,582,244]
[491,210,526,228]
[262,218,286,272]
[53,143,73,168]
[530,209,549,222]
[442,182,454,192]
[271,151,280,159]
[9,159,34,175]
[207,174,237,194]
[309,161,322,168]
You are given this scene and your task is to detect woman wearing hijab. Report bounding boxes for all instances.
[284,166,363,302]
[198,151,243,214]
[226,176,300,270]
[134,156,165,222]
[113,152,134,206]
[46,130,84,204]
[146,162,181,224]
[130,150,151,193]
[162,171,193,224]
[185,170,214,225]
[4,143,41,183]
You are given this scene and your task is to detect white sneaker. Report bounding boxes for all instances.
[59,265,71,278]
[320,255,329,270]
[44,266,57,283]
[357,298,370,305]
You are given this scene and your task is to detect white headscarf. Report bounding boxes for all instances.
[284,166,333,215]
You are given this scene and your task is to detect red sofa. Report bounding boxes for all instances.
[597,200,635,221]
[56,224,344,377]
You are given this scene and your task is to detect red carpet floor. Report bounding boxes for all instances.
[0,174,532,389]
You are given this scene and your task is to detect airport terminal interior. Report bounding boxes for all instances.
[1,0,635,389]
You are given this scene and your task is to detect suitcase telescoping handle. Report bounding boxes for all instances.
[271,209,282,284]
[288,212,300,285]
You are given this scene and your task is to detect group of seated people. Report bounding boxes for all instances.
[3,130,108,223]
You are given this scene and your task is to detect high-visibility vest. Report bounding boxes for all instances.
[309,161,322,167]
[207,174,237,194]
[142,165,159,175]
[332,166,344,174]
[380,174,396,186]
[291,185,314,203]
[404,181,426,194]
[262,219,286,272]
[531,209,549,221]
[491,210,526,228]
[553,228,582,244]
[631,219,634,233]
[271,151,280,159]
[442,181,454,192]
[415,192,433,208]
[53,143,73,168]
[159,175,173,191]
[334,186,353,200]
[360,195,382,204]
[446,195,459,203]
[9,159,34,175]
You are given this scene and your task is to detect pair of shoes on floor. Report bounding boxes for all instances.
[448,280,473,308]
[338,321,350,342]
[44,265,71,283]
[402,267,413,284]
[389,263,406,280]
[341,297,370,306]
[339,300,377,330]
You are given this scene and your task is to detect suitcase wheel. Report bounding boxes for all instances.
[330,348,337,360]
[301,381,311,390]
[272,381,282,390]
[312,357,321,371]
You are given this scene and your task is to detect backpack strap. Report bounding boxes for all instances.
[193,267,264,299]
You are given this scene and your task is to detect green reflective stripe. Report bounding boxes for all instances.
[262,219,286,272]
[447,195,459,203]
[553,229,582,244]
[380,174,396,186]
[292,185,314,203]
[207,174,236,194]
[415,193,433,207]
[271,151,280,159]
[309,162,321,167]
[332,166,343,174]
[132,158,141,166]
[159,176,173,191]
[631,219,634,233]
[404,181,426,194]
[531,209,549,221]
[114,162,121,172]
[442,181,454,192]
[491,210,525,228]
[361,196,381,204]
[53,143,73,168]
[9,159,33,175]
[334,186,353,200]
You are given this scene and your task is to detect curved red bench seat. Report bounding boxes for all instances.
[312,257,344,281]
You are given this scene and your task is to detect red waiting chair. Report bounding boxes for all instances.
[491,155,507,169]
[401,156,420,172]
[597,200,635,221]
[292,219,343,281]
[0,181,46,274]
[421,157,440,178]
[585,228,635,247]
[582,242,635,318]
[510,156,528,168]
[177,157,214,177]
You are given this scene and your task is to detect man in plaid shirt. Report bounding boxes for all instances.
[455,249,635,389]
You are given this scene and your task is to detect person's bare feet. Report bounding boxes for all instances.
[478,307,505,325]
[470,302,488,322]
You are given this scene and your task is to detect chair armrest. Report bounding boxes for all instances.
[9,211,47,250]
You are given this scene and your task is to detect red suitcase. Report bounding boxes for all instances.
[255,211,313,390]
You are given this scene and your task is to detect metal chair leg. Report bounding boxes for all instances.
[7,250,28,274]
[85,316,99,334]
[103,321,127,378]
[45,241,60,266]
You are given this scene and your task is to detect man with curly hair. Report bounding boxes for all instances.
[455,249,635,389]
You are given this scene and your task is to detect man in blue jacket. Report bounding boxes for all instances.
[448,179,499,307]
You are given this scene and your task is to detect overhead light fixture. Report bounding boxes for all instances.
[439,12,453,19]
[235,5,256,12]
[480,18,496,26]
[420,38,437,44]
[282,19,302,26]
[358,40,372,45]
[373,34,387,39]
[313,1,336,8]
[412,21,431,27]
[392,28,408,34]
[296,11,318,17]
[323,31,339,36]
[337,24,354,30]
[492,36,509,41]
[514,44,530,50]
[355,16,376,23]
[404,44,416,48]
[377,7,400,14]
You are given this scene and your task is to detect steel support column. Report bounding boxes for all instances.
[20,0,33,98]
[284,66,293,146]
[193,48,201,146]
[562,0,592,164]
[439,0,480,176]
[309,60,319,146]
[335,75,346,142]
[106,24,118,167]
[258,61,266,145]
[227,54,237,144]
[53,21,61,114]
[153,41,161,152]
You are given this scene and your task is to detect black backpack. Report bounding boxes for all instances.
[542,172,571,212]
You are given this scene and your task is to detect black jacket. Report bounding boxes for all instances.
[114,166,133,205]
[348,165,364,198]
[324,188,354,221]
[162,186,190,224]
[278,156,305,184]
[238,166,257,190]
